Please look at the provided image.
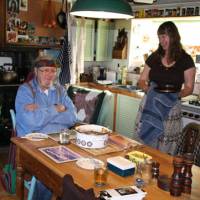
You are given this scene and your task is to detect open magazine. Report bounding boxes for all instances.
[39,146,82,163]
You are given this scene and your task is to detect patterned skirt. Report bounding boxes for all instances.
[133,95,183,155]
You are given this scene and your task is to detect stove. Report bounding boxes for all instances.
[181,100,200,127]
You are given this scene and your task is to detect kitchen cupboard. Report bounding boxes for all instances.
[96,20,114,61]
[0,0,64,49]
[84,19,95,61]
[97,90,141,139]
[115,94,141,138]
[81,83,143,138]
[81,19,114,61]
[97,92,114,130]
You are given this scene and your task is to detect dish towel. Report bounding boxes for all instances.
[139,83,178,145]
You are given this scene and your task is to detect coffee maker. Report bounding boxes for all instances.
[98,67,106,80]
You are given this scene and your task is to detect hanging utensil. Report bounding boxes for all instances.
[56,0,67,29]
[43,0,56,28]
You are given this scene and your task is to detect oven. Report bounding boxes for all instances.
[181,100,200,127]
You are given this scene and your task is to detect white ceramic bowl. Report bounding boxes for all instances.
[75,124,110,149]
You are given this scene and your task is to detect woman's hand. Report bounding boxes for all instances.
[138,80,149,93]
[138,64,150,93]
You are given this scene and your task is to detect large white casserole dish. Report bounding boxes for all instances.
[75,124,110,149]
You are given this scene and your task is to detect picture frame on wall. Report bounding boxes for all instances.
[7,0,20,13]
[20,0,28,11]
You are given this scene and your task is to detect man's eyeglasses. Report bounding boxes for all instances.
[38,68,57,74]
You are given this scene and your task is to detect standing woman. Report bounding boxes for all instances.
[134,21,196,155]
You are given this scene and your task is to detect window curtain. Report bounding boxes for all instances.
[68,15,86,84]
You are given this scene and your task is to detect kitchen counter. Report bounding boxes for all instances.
[79,82,144,99]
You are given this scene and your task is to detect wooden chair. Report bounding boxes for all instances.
[9,109,37,200]
[176,122,200,166]
[60,174,96,200]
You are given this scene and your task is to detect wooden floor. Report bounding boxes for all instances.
[0,146,19,200]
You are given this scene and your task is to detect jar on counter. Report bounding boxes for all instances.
[142,160,152,185]
[121,66,127,85]
[195,7,199,16]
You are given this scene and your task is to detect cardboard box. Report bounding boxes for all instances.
[107,156,135,177]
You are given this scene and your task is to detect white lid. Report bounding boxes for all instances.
[107,156,135,170]
[133,0,153,4]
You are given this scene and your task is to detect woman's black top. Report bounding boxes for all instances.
[146,50,195,90]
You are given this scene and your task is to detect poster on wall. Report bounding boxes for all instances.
[20,0,28,11]
[7,0,20,13]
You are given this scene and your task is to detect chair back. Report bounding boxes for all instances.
[9,109,36,199]
[9,109,16,131]
[176,122,200,166]
[61,174,96,200]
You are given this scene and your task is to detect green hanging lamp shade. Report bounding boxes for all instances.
[70,0,133,19]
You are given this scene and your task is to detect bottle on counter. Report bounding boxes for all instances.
[116,63,122,84]
[121,66,127,85]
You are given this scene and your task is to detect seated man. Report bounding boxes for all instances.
[15,55,77,200]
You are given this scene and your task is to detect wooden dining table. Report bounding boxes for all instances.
[11,136,200,200]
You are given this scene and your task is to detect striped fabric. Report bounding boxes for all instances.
[57,34,72,85]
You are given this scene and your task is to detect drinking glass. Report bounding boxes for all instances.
[59,128,70,144]
[94,163,108,187]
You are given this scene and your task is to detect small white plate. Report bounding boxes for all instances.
[22,133,48,141]
[76,158,104,170]
[97,80,113,85]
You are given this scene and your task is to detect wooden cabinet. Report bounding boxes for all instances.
[115,94,141,138]
[0,0,6,48]
[0,0,64,49]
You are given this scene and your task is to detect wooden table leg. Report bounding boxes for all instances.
[15,147,25,200]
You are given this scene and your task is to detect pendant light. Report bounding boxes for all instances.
[70,0,133,19]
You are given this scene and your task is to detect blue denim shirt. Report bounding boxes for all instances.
[15,78,77,136]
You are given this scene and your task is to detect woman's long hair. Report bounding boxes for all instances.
[156,21,183,62]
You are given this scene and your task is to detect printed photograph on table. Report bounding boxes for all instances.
[100,186,147,200]
[7,0,20,13]
[39,146,82,163]
[115,187,137,196]
[20,0,28,11]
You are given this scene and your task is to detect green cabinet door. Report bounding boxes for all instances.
[116,94,141,138]
[84,19,95,61]
[96,20,114,61]
[76,18,95,61]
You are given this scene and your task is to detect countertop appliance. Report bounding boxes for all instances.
[0,56,18,84]
[181,100,200,127]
